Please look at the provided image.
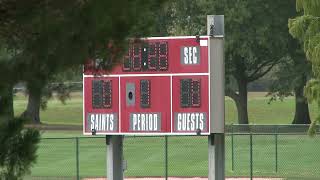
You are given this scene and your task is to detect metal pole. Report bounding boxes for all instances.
[107,135,124,180]
[207,15,225,180]
[208,134,225,180]
[250,133,253,180]
[231,124,234,171]
[165,136,168,180]
[76,137,80,180]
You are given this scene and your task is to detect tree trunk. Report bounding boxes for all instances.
[0,83,14,122]
[292,81,311,124]
[235,80,249,124]
[21,88,41,124]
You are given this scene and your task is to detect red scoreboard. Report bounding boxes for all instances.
[83,36,212,135]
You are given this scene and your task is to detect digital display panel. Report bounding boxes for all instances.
[83,36,210,135]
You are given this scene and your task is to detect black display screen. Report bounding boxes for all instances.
[180,78,201,108]
[180,79,191,108]
[122,41,168,72]
[140,80,151,108]
[92,80,112,109]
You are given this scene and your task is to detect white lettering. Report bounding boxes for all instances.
[95,114,99,130]
[141,114,145,130]
[199,113,204,130]
[190,113,195,130]
[90,115,95,130]
[193,47,197,64]
[184,47,188,64]
[176,113,206,131]
[195,113,200,129]
[101,114,106,131]
[188,47,192,64]
[148,114,153,130]
[177,114,182,130]
[110,114,114,131]
[183,46,199,64]
[130,113,160,131]
[182,113,187,130]
[133,114,137,130]
[153,114,158,131]
[89,113,117,132]
[137,114,141,131]
[99,114,102,130]
[187,113,191,131]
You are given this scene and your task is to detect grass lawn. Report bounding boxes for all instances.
[13,92,318,126]
[25,134,320,179]
[16,92,319,179]
[14,92,83,125]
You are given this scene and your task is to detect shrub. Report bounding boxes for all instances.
[0,118,40,180]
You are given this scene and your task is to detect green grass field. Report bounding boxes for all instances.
[13,92,319,127]
[25,135,320,179]
[13,92,320,179]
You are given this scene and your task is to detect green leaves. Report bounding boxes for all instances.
[289,0,320,134]
[0,0,167,83]
[0,0,168,122]
[0,118,40,179]
[296,0,320,16]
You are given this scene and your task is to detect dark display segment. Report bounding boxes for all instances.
[191,79,201,107]
[133,45,141,71]
[140,80,151,108]
[180,79,191,108]
[92,80,103,108]
[123,46,131,71]
[104,80,112,108]
[141,44,149,71]
[148,43,157,70]
[92,80,112,109]
[159,42,168,70]
[122,41,168,72]
[180,78,201,108]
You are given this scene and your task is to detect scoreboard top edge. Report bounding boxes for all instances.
[141,35,210,40]
[83,36,210,75]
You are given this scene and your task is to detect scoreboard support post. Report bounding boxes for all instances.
[107,135,124,179]
[208,134,225,179]
[207,15,225,180]
[84,15,225,180]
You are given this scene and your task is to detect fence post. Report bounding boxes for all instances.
[76,137,80,180]
[250,133,253,180]
[231,124,234,171]
[275,126,278,172]
[165,136,168,180]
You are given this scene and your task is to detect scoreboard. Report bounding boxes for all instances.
[83,36,213,135]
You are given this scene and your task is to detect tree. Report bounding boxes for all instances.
[167,0,207,36]
[268,39,312,124]
[289,0,320,133]
[28,1,167,123]
[0,0,167,122]
[0,1,167,179]
[0,46,16,122]
[22,68,82,124]
[169,0,297,124]
[0,118,40,179]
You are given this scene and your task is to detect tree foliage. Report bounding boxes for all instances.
[0,118,40,179]
[0,1,167,178]
[267,35,312,124]
[0,0,167,122]
[0,0,165,81]
[169,0,297,124]
[289,0,320,133]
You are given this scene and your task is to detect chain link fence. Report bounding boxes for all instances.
[25,125,320,179]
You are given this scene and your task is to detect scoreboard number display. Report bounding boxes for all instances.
[83,36,212,135]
